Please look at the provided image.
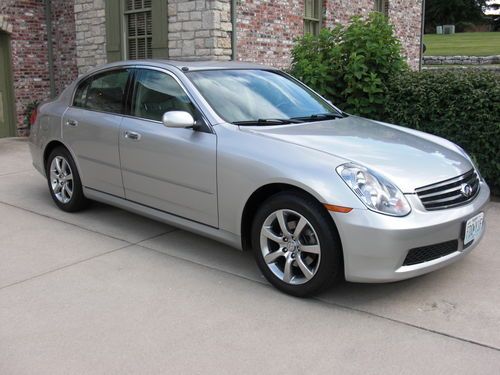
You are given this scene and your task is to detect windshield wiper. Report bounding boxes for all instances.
[232,118,303,126]
[290,112,344,122]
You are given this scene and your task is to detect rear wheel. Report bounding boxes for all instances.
[251,192,342,297]
[46,147,89,212]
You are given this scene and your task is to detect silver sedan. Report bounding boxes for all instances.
[29,60,490,296]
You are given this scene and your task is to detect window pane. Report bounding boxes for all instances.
[132,70,195,121]
[304,0,321,35]
[305,0,313,18]
[73,79,91,107]
[126,1,153,59]
[84,70,129,114]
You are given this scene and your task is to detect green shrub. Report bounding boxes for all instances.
[384,70,500,194]
[291,12,407,118]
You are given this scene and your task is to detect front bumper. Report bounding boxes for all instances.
[333,181,491,283]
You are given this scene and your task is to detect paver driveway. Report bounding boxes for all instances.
[1,137,499,374]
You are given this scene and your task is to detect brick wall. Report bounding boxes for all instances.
[388,0,423,70]
[74,0,106,74]
[236,0,304,68]
[323,0,375,26]
[0,0,50,136]
[0,0,78,136]
[52,0,78,93]
[325,0,423,69]
[237,0,423,70]
[168,0,232,60]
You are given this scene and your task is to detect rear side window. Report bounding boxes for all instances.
[73,69,130,114]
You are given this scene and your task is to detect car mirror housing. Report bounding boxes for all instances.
[162,111,195,129]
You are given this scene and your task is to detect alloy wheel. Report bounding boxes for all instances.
[259,209,321,285]
[49,156,74,204]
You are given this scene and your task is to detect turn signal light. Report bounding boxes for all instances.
[324,204,353,213]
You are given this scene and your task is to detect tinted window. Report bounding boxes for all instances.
[73,69,129,114]
[132,69,195,121]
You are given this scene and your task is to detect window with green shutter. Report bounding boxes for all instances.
[106,0,168,62]
[126,0,153,59]
[304,0,322,35]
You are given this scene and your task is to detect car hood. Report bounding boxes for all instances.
[239,116,472,193]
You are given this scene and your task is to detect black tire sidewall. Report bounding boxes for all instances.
[251,192,342,297]
[46,147,87,212]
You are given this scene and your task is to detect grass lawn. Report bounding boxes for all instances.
[423,32,500,56]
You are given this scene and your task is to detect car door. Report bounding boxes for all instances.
[119,68,218,227]
[62,68,132,197]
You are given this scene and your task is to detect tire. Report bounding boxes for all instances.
[45,146,89,212]
[251,191,343,297]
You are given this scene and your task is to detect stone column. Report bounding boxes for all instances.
[168,0,232,60]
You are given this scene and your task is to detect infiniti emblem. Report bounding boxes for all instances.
[460,183,473,198]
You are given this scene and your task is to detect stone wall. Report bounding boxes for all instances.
[423,55,500,65]
[236,0,304,68]
[74,0,106,74]
[168,0,232,60]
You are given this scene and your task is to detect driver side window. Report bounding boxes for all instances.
[131,69,196,122]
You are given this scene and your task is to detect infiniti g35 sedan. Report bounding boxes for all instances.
[29,60,490,296]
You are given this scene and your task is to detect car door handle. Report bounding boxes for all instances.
[124,130,141,141]
[65,119,78,127]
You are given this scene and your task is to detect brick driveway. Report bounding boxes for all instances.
[1,138,499,374]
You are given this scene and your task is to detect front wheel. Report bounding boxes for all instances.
[251,192,343,297]
[46,147,89,212]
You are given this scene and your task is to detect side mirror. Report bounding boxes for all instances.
[162,111,195,129]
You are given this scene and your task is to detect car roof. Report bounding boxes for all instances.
[82,59,278,76]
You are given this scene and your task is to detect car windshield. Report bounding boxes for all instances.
[186,69,342,125]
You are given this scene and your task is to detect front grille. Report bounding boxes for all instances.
[415,169,480,210]
[403,240,459,266]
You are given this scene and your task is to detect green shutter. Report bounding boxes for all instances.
[304,0,322,35]
[151,0,168,58]
[106,0,123,62]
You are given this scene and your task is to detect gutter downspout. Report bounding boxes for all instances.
[419,0,426,71]
[231,0,237,61]
[45,0,56,98]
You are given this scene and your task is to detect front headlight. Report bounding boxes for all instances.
[336,163,411,217]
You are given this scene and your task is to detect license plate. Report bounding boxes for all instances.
[463,212,484,246]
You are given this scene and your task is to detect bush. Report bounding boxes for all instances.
[291,13,407,118]
[384,70,500,194]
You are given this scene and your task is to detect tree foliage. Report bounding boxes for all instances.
[291,13,407,118]
[425,0,487,28]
